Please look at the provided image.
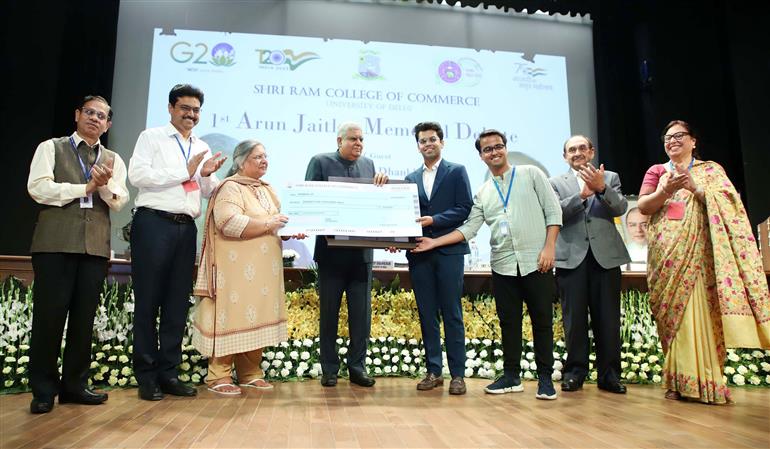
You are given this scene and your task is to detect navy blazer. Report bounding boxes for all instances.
[405,159,473,257]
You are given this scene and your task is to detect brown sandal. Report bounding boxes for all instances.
[664,390,682,400]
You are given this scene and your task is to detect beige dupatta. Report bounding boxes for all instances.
[193,174,279,299]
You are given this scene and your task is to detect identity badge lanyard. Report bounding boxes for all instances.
[492,167,515,236]
[669,157,695,172]
[174,135,192,162]
[69,136,100,209]
[666,158,694,221]
[175,135,200,193]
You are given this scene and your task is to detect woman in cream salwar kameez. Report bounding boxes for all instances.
[192,139,304,395]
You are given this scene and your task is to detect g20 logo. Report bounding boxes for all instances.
[170,42,235,67]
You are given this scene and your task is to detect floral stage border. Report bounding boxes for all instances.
[1,279,769,392]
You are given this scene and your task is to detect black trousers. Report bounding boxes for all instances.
[30,253,108,400]
[556,248,622,385]
[317,261,372,376]
[130,208,197,386]
[491,269,555,378]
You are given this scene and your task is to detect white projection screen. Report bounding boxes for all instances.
[111,0,596,268]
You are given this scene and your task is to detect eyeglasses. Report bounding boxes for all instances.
[80,107,109,121]
[418,136,440,145]
[481,143,506,154]
[566,144,591,154]
[177,104,201,114]
[662,132,689,143]
[250,154,268,161]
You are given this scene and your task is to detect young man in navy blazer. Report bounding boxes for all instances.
[405,122,473,394]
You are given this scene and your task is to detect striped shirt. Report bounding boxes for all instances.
[457,165,562,276]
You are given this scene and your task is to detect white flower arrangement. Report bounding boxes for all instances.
[2,279,770,392]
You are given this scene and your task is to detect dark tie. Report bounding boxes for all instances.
[78,141,97,165]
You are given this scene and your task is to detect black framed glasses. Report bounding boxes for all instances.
[481,143,506,154]
[662,131,689,143]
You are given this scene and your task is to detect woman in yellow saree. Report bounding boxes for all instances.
[638,120,770,404]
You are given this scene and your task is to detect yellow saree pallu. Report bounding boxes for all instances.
[647,161,770,404]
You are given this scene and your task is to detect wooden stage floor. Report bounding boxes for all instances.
[1,378,768,449]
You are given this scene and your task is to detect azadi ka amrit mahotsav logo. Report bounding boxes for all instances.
[523,66,547,78]
[256,49,320,70]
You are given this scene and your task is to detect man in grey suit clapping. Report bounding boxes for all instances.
[549,135,630,394]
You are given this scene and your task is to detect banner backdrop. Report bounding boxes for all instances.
[146,29,572,266]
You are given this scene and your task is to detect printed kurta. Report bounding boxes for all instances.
[192,176,288,357]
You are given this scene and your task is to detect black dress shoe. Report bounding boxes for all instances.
[561,378,583,392]
[30,397,54,414]
[349,372,375,387]
[160,378,197,397]
[59,389,108,405]
[598,381,627,394]
[320,373,337,387]
[138,382,164,401]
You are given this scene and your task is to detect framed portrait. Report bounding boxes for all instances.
[620,195,649,270]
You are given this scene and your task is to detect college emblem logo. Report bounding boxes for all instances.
[437,58,482,86]
[438,60,462,83]
[355,50,383,80]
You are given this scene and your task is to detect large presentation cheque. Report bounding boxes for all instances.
[278,181,422,237]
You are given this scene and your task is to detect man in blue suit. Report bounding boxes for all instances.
[405,122,473,395]
[549,135,630,394]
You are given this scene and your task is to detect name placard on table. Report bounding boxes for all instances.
[278,181,422,247]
